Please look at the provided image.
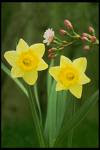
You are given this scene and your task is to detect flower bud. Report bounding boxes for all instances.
[81,36,89,41]
[90,36,96,43]
[48,48,54,53]
[59,29,67,35]
[48,53,56,59]
[88,26,95,33]
[82,33,89,37]
[64,19,73,30]
[83,45,90,51]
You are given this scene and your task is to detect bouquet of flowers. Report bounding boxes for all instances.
[2,19,99,148]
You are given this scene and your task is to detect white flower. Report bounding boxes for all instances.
[43,28,55,45]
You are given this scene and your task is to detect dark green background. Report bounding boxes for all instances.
[1,2,99,148]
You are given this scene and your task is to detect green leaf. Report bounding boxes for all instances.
[47,60,54,97]
[27,86,45,147]
[56,91,67,135]
[33,83,42,126]
[1,62,28,97]
[54,90,99,146]
[44,80,57,147]
[45,60,71,147]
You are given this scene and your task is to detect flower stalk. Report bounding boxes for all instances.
[27,86,45,147]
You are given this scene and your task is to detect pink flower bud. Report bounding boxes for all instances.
[83,45,90,51]
[64,19,73,30]
[48,53,56,59]
[59,29,67,35]
[88,26,95,33]
[81,36,89,41]
[82,33,89,37]
[48,48,54,53]
[90,36,96,43]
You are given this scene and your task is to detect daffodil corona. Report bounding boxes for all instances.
[49,55,91,98]
[4,39,48,85]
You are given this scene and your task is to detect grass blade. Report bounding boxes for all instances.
[54,90,99,146]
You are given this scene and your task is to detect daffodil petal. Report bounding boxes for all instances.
[37,58,48,71]
[56,82,67,91]
[49,66,60,81]
[29,43,45,57]
[11,66,24,78]
[60,55,72,67]
[73,57,87,73]
[16,39,29,53]
[23,71,38,85]
[69,84,82,99]
[79,73,91,84]
[4,51,17,66]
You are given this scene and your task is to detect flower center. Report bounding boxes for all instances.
[23,58,31,66]
[17,51,39,71]
[66,72,75,81]
[59,66,79,88]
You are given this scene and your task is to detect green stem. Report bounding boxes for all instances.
[27,86,45,147]
[53,40,62,45]
[55,36,63,42]
[33,83,42,127]
[67,99,75,148]
[63,41,75,47]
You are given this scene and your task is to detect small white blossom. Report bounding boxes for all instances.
[43,28,55,45]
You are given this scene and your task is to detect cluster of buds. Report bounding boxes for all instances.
[43,19,99,59]
[81,26,99,51]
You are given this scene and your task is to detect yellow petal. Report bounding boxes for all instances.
[79,73,91,85]
[4,51,17,66]
[11,66,24,78]
[16,39,29,53]
[29,43,45,57]
[73,57,87,73]
[56,82,67,91]
[60,55,72,67]
[69,84,82,99]
[23,71,38,85]
[49,66,60,81]
[37,58,48,71]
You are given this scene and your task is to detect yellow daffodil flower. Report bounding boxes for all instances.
[49,55,91,98]
[4,39,48,85]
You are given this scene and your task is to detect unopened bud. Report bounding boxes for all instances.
[83,45,90,51]
[90,36,96,43]
[81,36,89,41]
[48,48,55,53]
[59,29,67,35]
[82,33,89,37]
[88,26,95,33]
[64,19,73,30]
[48,53,56,59]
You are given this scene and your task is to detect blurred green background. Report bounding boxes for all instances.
[1,2,99,148]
